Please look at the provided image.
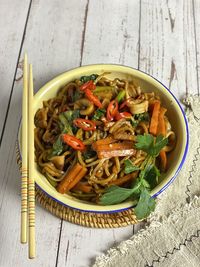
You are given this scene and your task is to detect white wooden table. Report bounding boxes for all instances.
[0,0,199,266]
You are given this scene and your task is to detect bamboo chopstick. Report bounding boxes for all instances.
[28,64,36,259]
[21,53,28,244]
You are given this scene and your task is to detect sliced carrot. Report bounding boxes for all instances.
[57,163,83,194]
[157,107,167,136]
[94,141,134,151]
[157,107,167,171]
[73,182,92,193]
[109,172,138,186]
[160,150,167,172]
[92,137,116,150]
[149,101,160,135]
[67,167,88,191]
[97,149,136,159]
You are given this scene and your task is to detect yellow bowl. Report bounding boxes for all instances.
[17,64,189,212]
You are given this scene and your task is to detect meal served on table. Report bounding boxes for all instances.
[34,73,176,218]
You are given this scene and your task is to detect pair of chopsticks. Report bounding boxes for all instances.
[20,53,35,259]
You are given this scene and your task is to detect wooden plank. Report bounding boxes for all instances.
[57,1,140,266]
[193,0,200,94]
[0,0,30,140]
[139,0,198,99]
[56,223,134,267]
[82,0,140,66]
[0,0,88,266]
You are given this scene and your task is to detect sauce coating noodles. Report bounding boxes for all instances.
[34,74,176,203]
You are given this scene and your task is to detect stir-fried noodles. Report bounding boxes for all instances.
[34,73,176,204]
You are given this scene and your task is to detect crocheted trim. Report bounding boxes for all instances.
[146,229,200,267]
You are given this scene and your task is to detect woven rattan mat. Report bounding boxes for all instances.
[16,142,138,228]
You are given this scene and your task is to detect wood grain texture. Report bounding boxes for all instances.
[82,0,140,67]
[57,223,134,267]
[0,0,88,266]
[0,0,30,140]
[139,0,198,99]
[0,0,199,266]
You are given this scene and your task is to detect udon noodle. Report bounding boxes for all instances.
[34,73,176,203]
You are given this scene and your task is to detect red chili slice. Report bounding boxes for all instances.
[107,100,118,121]
[62,134,85,151]
[115,111,132,121]
[73,118,96,131]
[80,80,96,91]
[85,89,103,108]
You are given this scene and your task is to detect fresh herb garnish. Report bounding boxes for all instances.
[100,133,168,219]
[143,164,160,189]
[100,161,156,219]
[92,108,106,120]
[135,134,168,157]
[80,74,98,83]
[100,185,138,205]
[124,159,140,174]
[134,187,156,219]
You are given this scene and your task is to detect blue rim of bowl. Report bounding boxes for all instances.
[17,65,189,214]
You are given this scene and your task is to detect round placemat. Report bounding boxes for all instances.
[16,142,138,228]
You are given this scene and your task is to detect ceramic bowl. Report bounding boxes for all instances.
[17,64,189,212]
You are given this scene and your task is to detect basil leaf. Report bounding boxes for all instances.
[99,185,134,205]
[134,187,156,219]
[124,159,140,174]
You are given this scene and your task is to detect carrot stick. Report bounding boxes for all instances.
[73,182,92,193]
[157,107,167,171]
[109,172,138,186]
[94,141,134,151]
[67,167,87,191]
[157,107,167,136]
[92,137,116,150]
[160,150,167,172]
[57,163,83,194]
[149,101,160,135]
